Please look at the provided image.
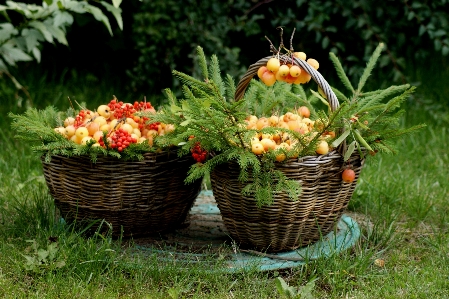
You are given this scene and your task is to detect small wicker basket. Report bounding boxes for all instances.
[210,56,365,252]
[42,149,202,237]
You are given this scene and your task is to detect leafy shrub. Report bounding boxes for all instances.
[129,0,449,97]
[0,0,123,102]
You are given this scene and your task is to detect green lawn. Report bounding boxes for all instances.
[0,59,448,298]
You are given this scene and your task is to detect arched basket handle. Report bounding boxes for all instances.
[234,56,339,113]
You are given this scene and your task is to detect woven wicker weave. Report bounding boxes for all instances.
[210,56,365,252]
[42,149,202,237]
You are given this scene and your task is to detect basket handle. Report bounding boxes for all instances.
[234,56,339,112]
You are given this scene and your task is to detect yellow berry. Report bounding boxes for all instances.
[266,58,281,72]
[293,52,307,60]
[307,58,319,70]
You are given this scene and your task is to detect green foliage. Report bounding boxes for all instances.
[21,239,66,274]
[275,277,316,299]
[129,0,262,95]
[243,79,314,117]
[328,43,426,159]
[0,0,123,96]
[128,0,449,97]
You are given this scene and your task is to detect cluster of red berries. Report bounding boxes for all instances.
[133,101,153,111]
[108,99,137,119]
[191,142,208,163]
[74,110,92,128]
[148,122,160,131]
[98,128,137,152]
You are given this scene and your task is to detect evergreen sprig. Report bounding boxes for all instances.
[329,43,426,159]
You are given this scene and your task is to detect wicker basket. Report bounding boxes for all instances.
[210,55,365,252]
[41,149,202,237]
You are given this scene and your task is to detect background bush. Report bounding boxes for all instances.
[5,0,449,105]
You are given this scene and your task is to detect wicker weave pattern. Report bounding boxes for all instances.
[42,150,202,237]
[211,152,363,252]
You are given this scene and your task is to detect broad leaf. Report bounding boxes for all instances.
[63,1,87,14]
[29,21,53,43]
[1,43,33,65]
[0,23,18,43]
[43,20,68,45]
[37,248,49,263]
[331,129,351,147]
[32,47,41,62]
[275,277,290,296]
[170,104,182,113]
[354,129,373,151]
[101,1,123,30]
[53,10,74,27]
[344,140,356,161]
[21,28,44,52]
[84,5,113,36]
[0,58,8,72]
[112,0,122,8]
[180,119,191,126]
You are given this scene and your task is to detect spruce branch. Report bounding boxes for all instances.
[225,74,236,101]
[173,70,213,93]
[196,46,209,81]
[356,42,384,96]
[210,55,225,96]
[329,52,355,94]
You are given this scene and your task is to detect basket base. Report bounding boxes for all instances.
[126,190,361,272]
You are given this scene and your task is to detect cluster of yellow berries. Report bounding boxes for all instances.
[245,106,334,161]
[257,52,319,86]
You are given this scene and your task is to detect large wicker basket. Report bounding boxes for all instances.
[210,55,365,252]
[42,149,202,237]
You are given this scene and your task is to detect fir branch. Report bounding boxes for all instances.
[196,46,209,81]
[329,52,355,94]
[210,54,225,96]
[173,70,213,94]
[291,83,307,101]
[376,124,427,141]
[370,86,415,126]
[357,84,410,114]
[225,74,236,102]
[356,42,384,95]
[163,88,178,105]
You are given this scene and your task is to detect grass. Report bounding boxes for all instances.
[1,58,449,298]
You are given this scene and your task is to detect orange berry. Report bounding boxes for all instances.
[256,117,269,130]
[284,74,297,84]
[297,106,311,118]
[257,66,268,79]
[261,71,276,86]
[294,68,311,84]
[260,138,276,151]
[342,168,356,183]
